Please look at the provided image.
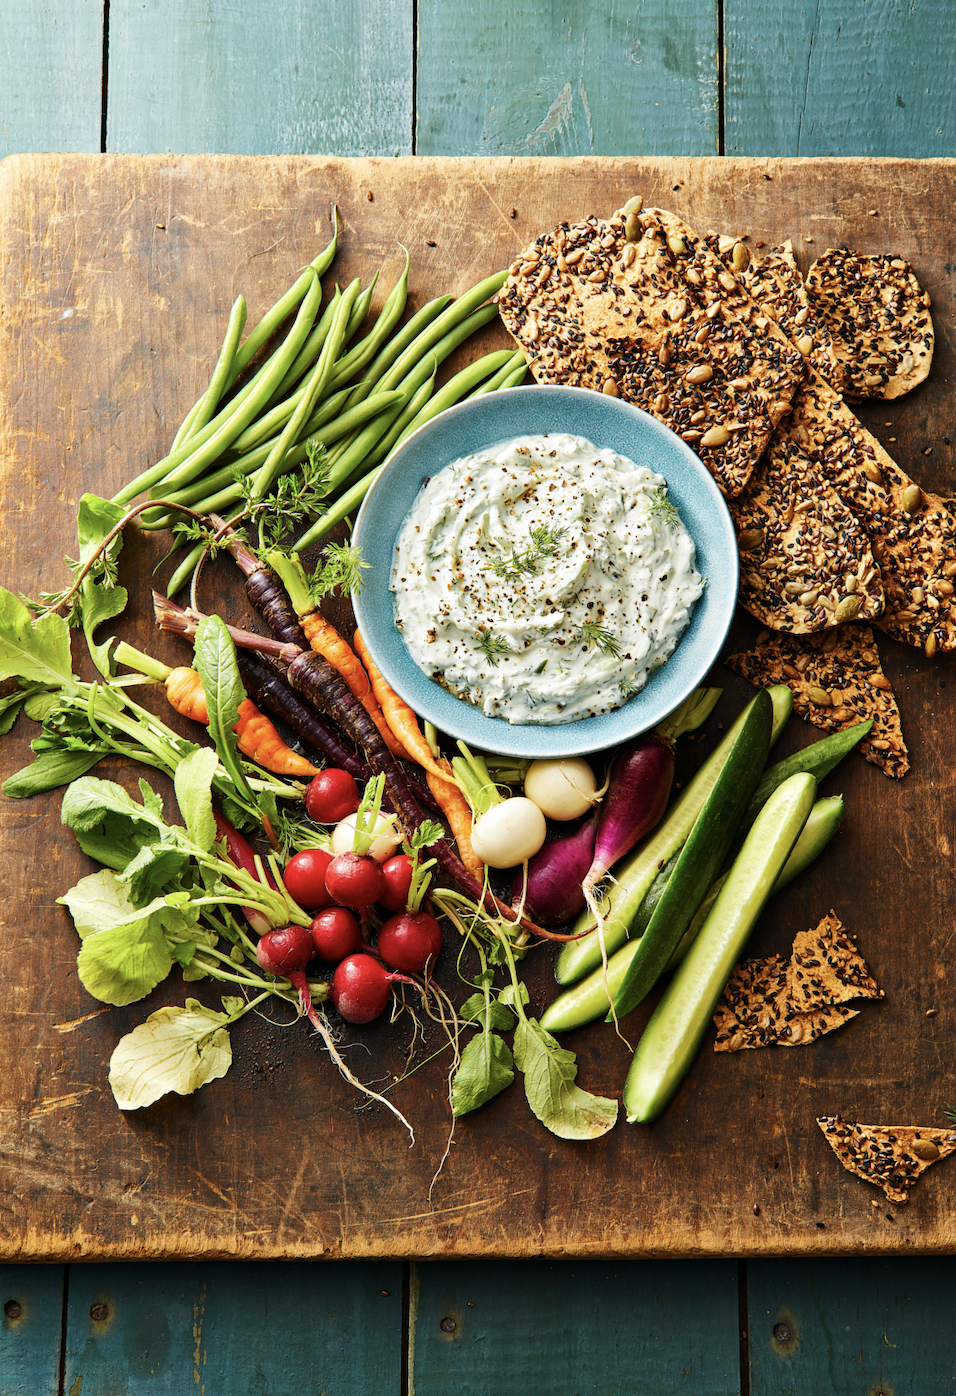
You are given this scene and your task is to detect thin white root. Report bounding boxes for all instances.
[312,1008,416,1145]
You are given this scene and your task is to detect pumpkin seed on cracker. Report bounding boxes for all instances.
[817,1117,956,1204]
[724,623,909,777]
[805,247,934,400]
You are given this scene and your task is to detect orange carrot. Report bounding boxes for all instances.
[353,629,483,874]
[299,608,411,760]
[352,629,452,778]
[164,666,319,778]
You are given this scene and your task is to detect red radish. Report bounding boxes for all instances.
[256,924,324,1029]
[378,854,414,913]
[581,733,675,914]
[324,851,386,908]
[310,906,363,962]
[512,814,598,927]
[377,910,443,975]
[305,768,361,824]
[282,847,335,910]
[330,952,412,1024]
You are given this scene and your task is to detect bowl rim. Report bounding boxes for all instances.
[351,384,738,758]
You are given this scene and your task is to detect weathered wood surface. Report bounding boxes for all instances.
[1,152,955,1262]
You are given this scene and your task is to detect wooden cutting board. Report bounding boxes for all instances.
[1,153,955,1261]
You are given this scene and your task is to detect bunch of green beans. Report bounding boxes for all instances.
[112,218,526,594]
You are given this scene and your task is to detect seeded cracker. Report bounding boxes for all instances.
[724,623,909,777]
[817,1117,956,1204]
[805,248,934,400]
[727,432,884,634]
[713,954,859,1053]
[496,203,806,498]
[718,236,845,391]
[786,912,884,1013]
[709,234,956,654]
[779,367,956,656]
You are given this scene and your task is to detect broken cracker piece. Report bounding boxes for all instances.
[713,955,858,1053]
[817,1116,956,1204]
[787,912,884,1013]
[724,624,909,777]
[805,248,934,400]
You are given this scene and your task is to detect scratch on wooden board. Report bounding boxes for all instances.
[191,1171,236,1208]
[387,1188,536,1224]
[16,1088,95,1118]
[54,1007,111,1033]
[525,83,575,150]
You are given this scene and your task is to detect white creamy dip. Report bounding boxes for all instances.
[390,432,705,725]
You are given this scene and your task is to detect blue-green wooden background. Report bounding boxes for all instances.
[2,2,955,1391]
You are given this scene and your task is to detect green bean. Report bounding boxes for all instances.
[311,302,499,503]
[368,270,507,400]
[325,254,410,392]
[141,389,408,529]
[113,269,325,507]
[169,295,248,452]
[395,348,518,441]
[344,294,454,407]
[249,277,363,503]
[140,269,326,503]
[226,214,338,384]
[466,349,527,397]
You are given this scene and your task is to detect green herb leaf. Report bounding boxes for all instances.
[477,629,510,665]
[512,1017,618,1140]
[192,615,256,808]
[66,878,178,1005]
[61,776,169,871]
[483,524,564,580]
[580,621,623,659]
[108,1000,233,1110]
[648,486,680,526]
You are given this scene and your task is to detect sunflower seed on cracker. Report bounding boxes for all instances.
[805,248,934,400]
[724,623,909,777]
[817,1117,956,1204]
[727,433,884,633]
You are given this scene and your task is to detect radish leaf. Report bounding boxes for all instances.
[512,1018,618,1140]
[108,1001,233,1110]
[0,588,74,686]
[451,1029,514,1116]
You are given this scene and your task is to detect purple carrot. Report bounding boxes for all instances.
[213,518,310,649]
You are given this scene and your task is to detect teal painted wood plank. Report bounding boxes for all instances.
[0,2,102,157]
[63,1261,404,1394]
[416,1,720,156]
[725,0,956,157]
[0,1266,66,1396]
[747,1257,956,1394]
[105,0,413,156]
[410,1258,741,1394]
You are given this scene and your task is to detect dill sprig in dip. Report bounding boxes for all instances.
[390,432,705,724]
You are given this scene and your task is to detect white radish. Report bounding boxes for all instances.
[524,757,600,821]
[331,811,402,862]
[470,797,547,869]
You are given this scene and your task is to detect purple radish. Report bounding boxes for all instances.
[512,815,598,927]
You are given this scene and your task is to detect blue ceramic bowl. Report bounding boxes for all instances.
[352,385,738,759]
